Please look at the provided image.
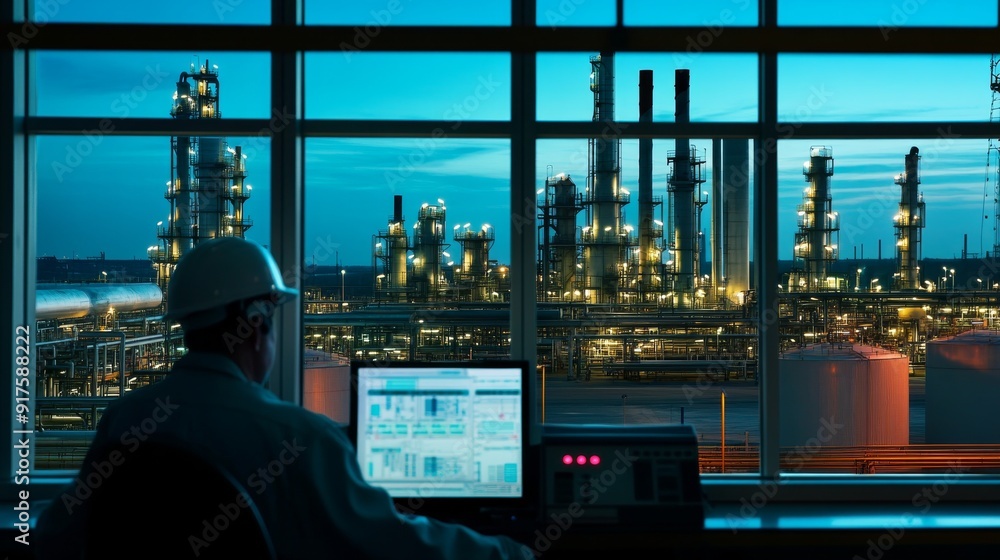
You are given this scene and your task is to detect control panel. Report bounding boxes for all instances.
[541,424,703,529]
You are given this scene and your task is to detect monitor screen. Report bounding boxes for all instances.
[350,361,528,502]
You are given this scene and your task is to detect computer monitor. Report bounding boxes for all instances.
[349,360,532,517]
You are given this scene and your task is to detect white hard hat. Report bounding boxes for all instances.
[164,237,298,330]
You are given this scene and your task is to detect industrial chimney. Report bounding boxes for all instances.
[667,69,706,308]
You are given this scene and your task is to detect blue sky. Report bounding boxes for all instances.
[32,0,1000,266]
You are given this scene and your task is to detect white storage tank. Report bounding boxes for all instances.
[780,343,909,447]
[925,329,1000,444]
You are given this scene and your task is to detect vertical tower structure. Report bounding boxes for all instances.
[581,52,633,303]
[412,201,448,301]
[538,173,583,301]
[637,69,665,300]
[667,69,706,308]
[790,146,839,292]
[722,138,751,302]
[151,59,251,294]
[375,195,410,302]
[455,223,495,301]
[894,147,925,290]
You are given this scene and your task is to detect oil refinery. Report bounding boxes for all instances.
[30,54,1000,474]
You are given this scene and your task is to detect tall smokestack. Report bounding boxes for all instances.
[711,139,722,302]
[670,69,695,307]
[638,69,655,295]
[394,194,403,222]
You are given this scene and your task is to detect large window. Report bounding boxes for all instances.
[6,0,1000,505]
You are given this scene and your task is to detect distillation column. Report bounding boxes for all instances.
[375,195,409,302]
[894,146,924,290]
[152,60,250,294]
[581,52,629,303]
[413,202,447,301]
[455,224,494,301]
[538,174,583,301]
[790,146,839,291]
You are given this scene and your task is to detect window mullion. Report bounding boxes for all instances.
[269,0,304,404]
[758,0,780,480]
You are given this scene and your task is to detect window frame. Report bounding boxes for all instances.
[6,0,1000,505]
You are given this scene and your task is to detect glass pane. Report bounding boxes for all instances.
[305,53,510,120]
[538,53,757,122]
[538,0,615,27]
[778,138,1000,473]
[30,0,270,24]
[538,138,759,473]
[33,52,271,118]
[303,138,511,421]
[307,0,510,26]
[625,0,758,26]
[778,54,989,122]
[778,0,997,27]
[35,135,270,470]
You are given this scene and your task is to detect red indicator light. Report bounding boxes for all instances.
[576,455,587,465]
[590,455,601,466]
[562,454,573,465]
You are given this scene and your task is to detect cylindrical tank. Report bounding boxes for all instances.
[196,137,225,239]
[302,349,351,424]
[925,329,1000,443]
[722,138,750,300]
[779,343,909,447]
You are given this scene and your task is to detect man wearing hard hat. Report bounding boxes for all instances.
[35,237,530,559]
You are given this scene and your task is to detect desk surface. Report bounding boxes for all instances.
[7,500,1000,559]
